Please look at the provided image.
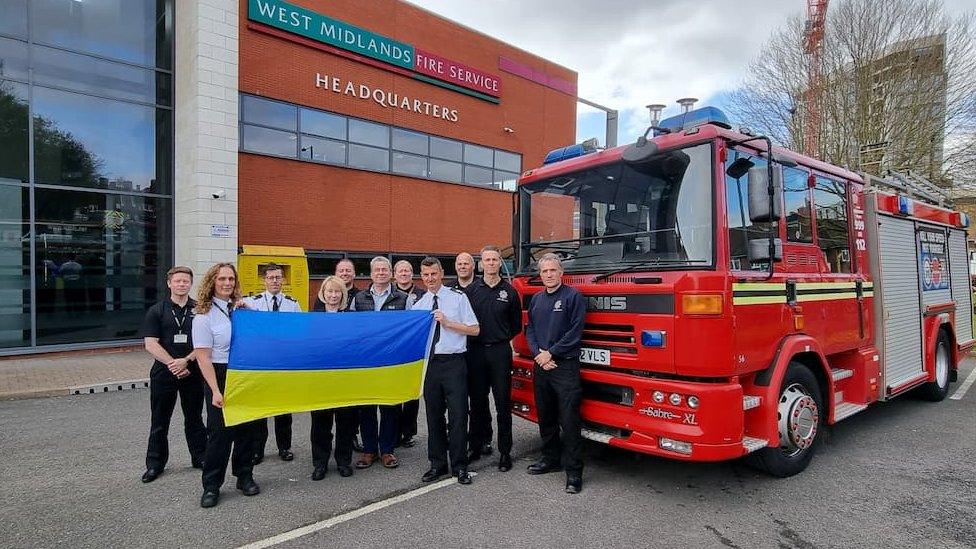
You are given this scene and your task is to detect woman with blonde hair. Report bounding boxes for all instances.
[308,276,358,480]
[192,262,262,508]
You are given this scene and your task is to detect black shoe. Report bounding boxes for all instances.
[191,459,204,470]
[252,453,264,465]
[565,475,582,494]
[481,443,493,456]
[421,466,448,483]
[498,454,513,472]
[527,460,562,475]
[141,468,161,483]
[352,437,364,453]
[456,468,472,485]
[337,465,354,478]
[467,448,482,463]
[278,449,294,461]
[399,436,416,448]
[311,466,327,481]
[236,476,260,496]
[200,489,220,508]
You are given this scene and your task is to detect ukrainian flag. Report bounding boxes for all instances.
[222,309,434,426]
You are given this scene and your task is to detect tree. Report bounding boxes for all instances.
[727,0,976,188]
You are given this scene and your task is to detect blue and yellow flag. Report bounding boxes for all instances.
[222,310,434,426]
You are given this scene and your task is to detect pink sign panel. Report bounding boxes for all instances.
[498,56,576,96]
[414,48,502,97]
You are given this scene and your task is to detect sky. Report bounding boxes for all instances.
[410,0,976,148]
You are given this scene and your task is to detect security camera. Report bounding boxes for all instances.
[211,190,226,199]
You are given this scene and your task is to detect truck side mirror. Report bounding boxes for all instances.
[748,238,783,263]
[748,166,783,222]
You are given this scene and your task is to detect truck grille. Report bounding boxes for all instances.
[582,380,635,406]
[582,323,637,354]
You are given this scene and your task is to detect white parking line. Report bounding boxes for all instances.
[950,366,976,401]
[236,475,463,549]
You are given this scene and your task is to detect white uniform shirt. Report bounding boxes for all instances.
[192,298,234,363]
[412,285,479,354]
[245,291,303,312]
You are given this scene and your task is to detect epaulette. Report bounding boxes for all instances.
[450,287,465,294]
[284,295,297,302]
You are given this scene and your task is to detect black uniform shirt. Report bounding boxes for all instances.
[467,278,522,345]
[141,297,197,367]
[525,284,586,359]
[345,285,361,311]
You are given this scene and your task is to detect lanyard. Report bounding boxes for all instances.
[214,302,232,321]
[171,305,189,333]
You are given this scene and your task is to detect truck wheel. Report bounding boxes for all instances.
[748,362,823,478]
[918,330,951,402]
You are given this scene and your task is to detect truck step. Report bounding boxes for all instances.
[743,395,761,410]
[580,428,612,444]
[831,368,854,382]
[742,436,768,453]
[833,401,868,422]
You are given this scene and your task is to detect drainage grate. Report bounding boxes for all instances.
[69,379,150,396]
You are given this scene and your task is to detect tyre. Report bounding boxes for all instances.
[748,361,823,478]
[918,330,951,402]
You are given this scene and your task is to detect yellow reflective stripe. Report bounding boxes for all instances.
[795,282,857,291]
[732,295,788,305]
[732,282,786,291]
[796,292,858,302]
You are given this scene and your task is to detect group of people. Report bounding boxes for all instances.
[140,247,586,508]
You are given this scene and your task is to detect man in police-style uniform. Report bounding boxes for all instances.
[525,253,586,494]
[412,256,480,485]
[351,256,409,469]
[453,252,476,290]
[394,259,425,448]
[247,263,302,463]
[335,258,360,310]
[464,246,522,471]
[140,265,207,483]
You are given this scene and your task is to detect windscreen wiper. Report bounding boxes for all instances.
[591,259,709,283]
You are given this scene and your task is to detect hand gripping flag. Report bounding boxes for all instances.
[222,309,434,426]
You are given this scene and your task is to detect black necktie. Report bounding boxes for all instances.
[431,294,440,348]
[272,295,280,311]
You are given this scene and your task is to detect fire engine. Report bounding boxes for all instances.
[510,106,973,477]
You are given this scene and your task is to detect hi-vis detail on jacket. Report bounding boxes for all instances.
[732,281,874,306]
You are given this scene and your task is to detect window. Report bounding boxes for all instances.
[464,143,493,167]
[430,137,462,161]
[300,135,345,164]
[494,170,519,191]
[0,81,29,185]
[464,165,493,186]
[0,1,28,39]
[349,119,388,147]
[783,167,813,243]
[814,176,852,273]
[348,144,389,172]
[725,150,771,271]
[242,125,298,158]
[0,183,30,348]
[392,128,428,155]
[241,95,296,131]
[429,159,462,183]
[392,153,427,178]
[0,38,29,82]
[300,109,346,140]
[33,45,171,106]
[495,150,522,173]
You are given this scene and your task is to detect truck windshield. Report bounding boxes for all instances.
[519,142,713,273]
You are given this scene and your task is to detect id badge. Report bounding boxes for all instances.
[173,333,188,344]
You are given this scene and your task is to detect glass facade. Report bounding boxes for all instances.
[0,0,174,351]
[240,94,522,191]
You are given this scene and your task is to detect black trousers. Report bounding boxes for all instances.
[310,407,358,468]
[256,414,293,454]
[400,399,420,440]
[201,363,261,491]
[146,363,207,469]
[424,354,468,472]
[534,358,583,475]
[467,342,513,455]
[361,404,400,455]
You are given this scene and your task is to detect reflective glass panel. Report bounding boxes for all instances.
[348,144,389,172]
[814,177,852,273]
[463,143,493,167]
[0,184,30,348]
[349,119,389,147]
[241,125,298,158]
[495,150,521,173]
[429,159,462,183]
[0,1,28,39]
[464,164,493,185]
[430,136,462,161]
[32,0,169,69]
[242,95,297,131]
[33,45,170,106]
[0,80,29,185]
[494,170,519,191]
[300,109,346,139]
[392,152,427,178]
[33,87,168,193]
[392,128,428,155]
[783,167,813,243]
[300,135,345,164]
[0,37,29,82]
[34,188,172,345]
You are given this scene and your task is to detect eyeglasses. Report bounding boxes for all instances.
[265,275,284,281]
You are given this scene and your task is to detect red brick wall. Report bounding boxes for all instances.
[237,0,577,255]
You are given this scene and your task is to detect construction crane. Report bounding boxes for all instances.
[802,0,828,157]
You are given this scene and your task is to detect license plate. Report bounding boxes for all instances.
[580,347,610,365]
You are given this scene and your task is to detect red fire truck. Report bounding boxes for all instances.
[511,107,973,477]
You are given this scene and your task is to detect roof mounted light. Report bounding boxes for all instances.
[655,106,731,136]
[542,138,600,165]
